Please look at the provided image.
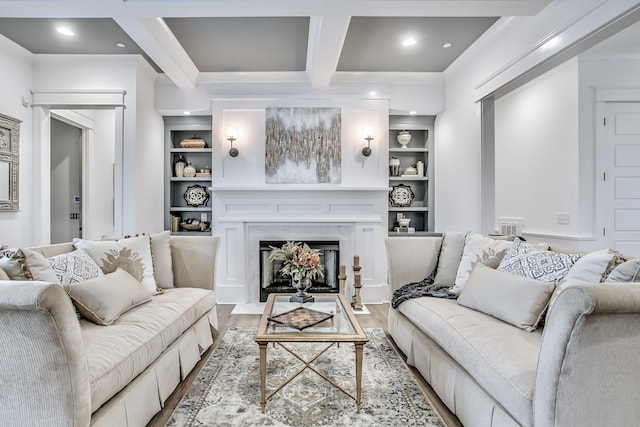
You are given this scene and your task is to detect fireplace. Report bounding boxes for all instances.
[259,240,340,302]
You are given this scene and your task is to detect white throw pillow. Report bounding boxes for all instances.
[47,249,105,285]
[458,263,556,331]
[65,268,151,326]
[451,232,513,294]
[432,231,467,287]
[498,238,581,282]
[150,231,174,288]
[21,248,60,283]
[605,258,640,283]
[74,234,158,294]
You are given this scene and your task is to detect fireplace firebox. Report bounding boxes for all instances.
[259,240,340,302]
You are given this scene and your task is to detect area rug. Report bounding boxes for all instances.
[165,327,446,427]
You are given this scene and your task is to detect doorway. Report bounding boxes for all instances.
[50,118,83,243]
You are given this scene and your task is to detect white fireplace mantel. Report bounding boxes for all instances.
[213,188,389,304]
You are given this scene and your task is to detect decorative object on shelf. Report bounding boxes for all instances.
[417,160,425,176]
[361,126,374,157]
[398,217,411,228]
[180,135,206,148]
[171,215,180,232]
[226,127,239,157]
[183,162,197,178]
[389,184,415,207]
[268,241,325,303]
[389,156,400,176]
[174,154,187,178]
[351,255,363,311]
[180,218,210,232]
[396,130,411,148]
[183,184,210,207]
[402,165,418,176]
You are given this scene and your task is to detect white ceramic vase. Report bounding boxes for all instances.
[396,131,411,148]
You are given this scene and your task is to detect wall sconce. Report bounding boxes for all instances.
[226,127,239,157]
[361,127,374,156]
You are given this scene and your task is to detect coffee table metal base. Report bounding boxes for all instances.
[256,340,364,414]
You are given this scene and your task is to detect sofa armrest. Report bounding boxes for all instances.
[0,281,91,427]
[534,284,640,426]
[170,235,220,291]
[385,236,442,293]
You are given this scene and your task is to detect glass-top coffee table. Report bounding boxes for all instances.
[254,293,369,413]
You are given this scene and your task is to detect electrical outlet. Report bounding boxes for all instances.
[557,213,570,224]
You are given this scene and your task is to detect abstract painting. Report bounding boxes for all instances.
[265,107,341,183]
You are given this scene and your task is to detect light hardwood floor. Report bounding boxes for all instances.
[147,303,462,427]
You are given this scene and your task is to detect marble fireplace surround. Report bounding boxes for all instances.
[213,189,389,304]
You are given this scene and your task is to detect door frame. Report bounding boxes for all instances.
[594,88,640,249]
[31,90,126,245]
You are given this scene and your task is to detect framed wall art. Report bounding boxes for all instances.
[0,113,21,211]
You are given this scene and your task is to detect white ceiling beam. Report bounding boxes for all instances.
[114,16,199,89]
[306,14,351,89]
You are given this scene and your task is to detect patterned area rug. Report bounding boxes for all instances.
[165,327,446,427]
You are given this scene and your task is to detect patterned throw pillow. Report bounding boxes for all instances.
[450,232,513,294]
[498,238,581,282]
[0,247,32,280]
[48,249,104,285]
[74,234,158,294]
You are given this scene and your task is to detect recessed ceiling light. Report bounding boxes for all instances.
[369,91,378,96]
[442,42,453,49]
[56,26,75,37]
[402,38,417,47]
[115,42,126,48]
[183,111,191,115]
[409,110,418,115]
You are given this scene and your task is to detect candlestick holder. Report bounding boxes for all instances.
[351,255,363,311]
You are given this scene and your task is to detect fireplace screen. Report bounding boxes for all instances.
[259,240,339,302]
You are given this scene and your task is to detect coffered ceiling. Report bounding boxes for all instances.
[0,0,552,90]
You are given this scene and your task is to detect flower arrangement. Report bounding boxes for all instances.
[268,241,325,281]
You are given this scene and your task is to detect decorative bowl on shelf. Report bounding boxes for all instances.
[180,218,210,232]
[396,131,411,148]
[398,218,411,227]
[402,165,418,176]
[180,135,206,148]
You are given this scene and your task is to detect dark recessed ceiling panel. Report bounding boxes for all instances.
[0,18,162,71]
[338,16,498,72]
[164,17,310,72]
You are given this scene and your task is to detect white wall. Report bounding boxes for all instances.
[135,61,165,233]
[0,35,34,247]
[436,0,640,235]
[495,59,580,237]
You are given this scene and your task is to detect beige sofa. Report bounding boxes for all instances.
[386,236,640,427]
[0,235,219,427]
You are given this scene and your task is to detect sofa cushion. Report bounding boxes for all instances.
[0,248,31,280]
[151,231,174,288]
[81,287,215,412]
[48,249,104,285]
[0,267,8,280]
[74,235,158,294]
[458,263,555,331]
[433,232,466,287]
[21,248,60,283]
[605,258,640,282]
[397,297,542,426]
[66,268,152,326]
[451,232,512,294]
[498,238,581,282]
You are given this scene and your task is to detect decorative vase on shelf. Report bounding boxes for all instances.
[174,154,187,178]
[183,162,196,178]
[290,275,314,303]
[389,156,400,176]
[397,130,412,148]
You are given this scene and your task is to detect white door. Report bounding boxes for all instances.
[598,102,640,256]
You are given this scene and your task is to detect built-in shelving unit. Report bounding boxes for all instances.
[388,115,435,236]
[164,116,213,235]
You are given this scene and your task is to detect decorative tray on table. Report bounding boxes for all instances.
[268,307,334,331]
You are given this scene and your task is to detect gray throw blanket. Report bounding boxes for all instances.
[391,271,457,309]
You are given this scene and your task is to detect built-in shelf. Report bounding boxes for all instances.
[388,115,435,235]
[164,116,213,236]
